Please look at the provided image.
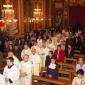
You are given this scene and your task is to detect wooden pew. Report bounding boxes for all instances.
[58,63,75,70]
[73,54,81,59]
[58,69,72,83]
[32,75,66,85]
[73,54,85,60]
[58,63,76,81]
[65,58,77,65]
[73,50,80,54]
[41,67,72,85]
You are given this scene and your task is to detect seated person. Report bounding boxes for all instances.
[45,51,53,67]
[72,69,85,85]
[46,58,59,79]
[76,57,85,75]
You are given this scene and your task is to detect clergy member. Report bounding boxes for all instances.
[20,54,32,85]
[7,51,20,68]
[21,44,31,59]
[0,73,5,85]
[3,57,19,85]
[30,46,41,76]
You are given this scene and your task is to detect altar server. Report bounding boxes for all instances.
[3,57,19,85]
[0,74,5,85]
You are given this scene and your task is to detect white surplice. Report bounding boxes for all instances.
[3,65,19,85]
[20,61,32,85]
[0,74,5,85]
[13,56,20,69]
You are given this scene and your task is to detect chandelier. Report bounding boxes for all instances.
[1,0,17,27]
[33,7,43,21]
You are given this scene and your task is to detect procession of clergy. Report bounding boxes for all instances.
[0,28,85,85]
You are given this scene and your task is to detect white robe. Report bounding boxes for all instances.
[21,48,31,58]
[13,56,20,69]
[30,53,40,76]
[20,61,32,85]
[41,47,49,67]
[3,65,19,85]
[47,43,55,52]
[37,39,42,48]
[0,74,5,85]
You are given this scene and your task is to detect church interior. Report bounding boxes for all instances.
[0,0,85,85]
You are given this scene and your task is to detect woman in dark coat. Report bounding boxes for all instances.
[45,51,53,67]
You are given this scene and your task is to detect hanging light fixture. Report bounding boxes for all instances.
[1,0,17,27]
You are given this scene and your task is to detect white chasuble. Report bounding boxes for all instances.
[20,61,32,85]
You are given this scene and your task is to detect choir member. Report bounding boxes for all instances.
[3,57,19,85]
[54,45,65,63]
[72,69,85,85]
[20,54,32,85]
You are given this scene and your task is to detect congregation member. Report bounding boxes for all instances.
[72,69,85,85]
[45,51,53,67]
[20,54,32,85]
[46,58,59,79]
[76,57,85,75]
[54,45,65,63]
[3,57,19,85]
[65,44,73,58]
[7,51,20,68]
[0,73,5,85]
[74,33,81,50]
[30,47,41,76]
[21,44,31,59]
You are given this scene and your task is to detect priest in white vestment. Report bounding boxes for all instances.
[3,57,19,85]
[47,39,55,52]
[7,51,20,68]
[20,54,32,85]
[30,47,41,76]
[37,36,42,48]
[41,42,49,67]
[0,74,5,85]
[21,44,31,59]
